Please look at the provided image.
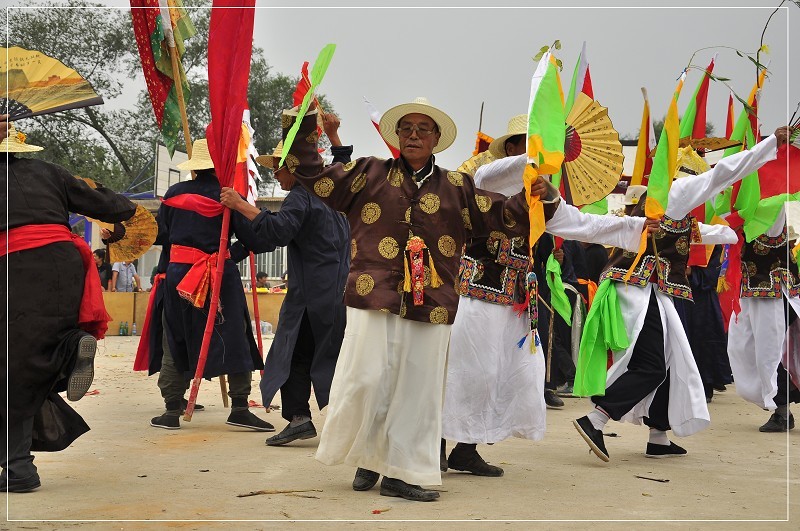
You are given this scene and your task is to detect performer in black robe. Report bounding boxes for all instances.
[2,122,137,492]
[149,139,274,431]
[220,117,351,445]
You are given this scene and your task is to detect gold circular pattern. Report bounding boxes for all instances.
[461,208,472,230]
[423,265,431,287]
[387,167,404,187]
[400,302,407,318]
[350,173,367,193]
[503,208,517,228]
[447,171,464,186]
[745,261,757,276]
[378,237,399,259]
[473,264,485,281]
[343,160,357,172]
[305,130,319,144]
[429,306,449,324]
[420,193,441,214]
[361,202,382,224]
[675,236,689,256]
[281,114,293,129]
[351,239,358,260]
[314,177,335,197]
[438,235,456,257]
[490,231,507,242]
[753,241,769,255]
[476,195,492,213]
[405,207,411,224]
[397,279,405,294]
[355,274,375,296]
[284,154,300,174]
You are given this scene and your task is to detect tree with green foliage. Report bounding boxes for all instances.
[4,0,333,194]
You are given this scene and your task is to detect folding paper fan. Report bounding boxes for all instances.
[561,93,624,206]
[457,150,496,177]
[1,46,104,121]
[678,136,741,152]
[106,205,158,263]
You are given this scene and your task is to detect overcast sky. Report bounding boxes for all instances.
[12,1,798,170]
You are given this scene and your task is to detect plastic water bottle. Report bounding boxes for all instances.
[132,322,137,336]
[122,321,128,336]
[119,321,125,335]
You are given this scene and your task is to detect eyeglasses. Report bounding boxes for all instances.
[396,124,438,138]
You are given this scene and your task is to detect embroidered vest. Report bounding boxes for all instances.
[740,227,800,298]
[457,234,531,306]
[600,203,698,301]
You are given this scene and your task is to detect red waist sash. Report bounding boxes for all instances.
[170,244,230,309]
[2,224,110,339]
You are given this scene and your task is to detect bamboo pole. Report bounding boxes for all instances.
[248,251,266,375]
[166,0,194,174]
[219,375,229,408]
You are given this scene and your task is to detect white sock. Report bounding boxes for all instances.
[587,408,609,431]
[648,428,670,446]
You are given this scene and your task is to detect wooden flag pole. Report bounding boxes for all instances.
[166,0,194,177]
[248,251,266,374]
[219,375,229,408]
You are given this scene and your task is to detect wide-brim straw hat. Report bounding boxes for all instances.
[1,125,43,153]
[488,114,527,159]
[255,140,283,169]
[623,184,648,206]
[675,146,711,178]
[378,97,457,154]
[176,138,214,171]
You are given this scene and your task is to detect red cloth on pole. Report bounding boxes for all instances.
[133,273,165,371]
[205,0,255,189]
[162,193,225,217]
[2,224,110,339]
[719,234,744,330]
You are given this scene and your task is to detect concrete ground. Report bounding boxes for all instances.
[3,335,799,529]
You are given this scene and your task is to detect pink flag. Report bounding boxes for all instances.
[363,97,400,158]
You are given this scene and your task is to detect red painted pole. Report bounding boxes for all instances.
[248,251,265,369]
[184,207,231,421]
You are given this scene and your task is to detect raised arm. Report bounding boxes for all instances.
[666,130,786,220]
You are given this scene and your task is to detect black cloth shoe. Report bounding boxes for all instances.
[645,441,687,458]
[1,473,41,493]
[573,416,610,462]
[544,389,564,409]
[150,413,180,430]
[66,334,97,401]
[713,384,727,392]
[266,420,317,446]
[180,398,204,412]
[352,468,380,491]
[379,477,439,502]
[440,441,448,472]
[225,410,275,432]
[759,413,795,432]
[447,446,503,477]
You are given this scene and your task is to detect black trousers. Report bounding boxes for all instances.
[280,311,316,422]
[774,302,800,406]
[1,417,37,484]
[593,292,671,432]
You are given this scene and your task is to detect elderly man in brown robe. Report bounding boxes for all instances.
[274,97,559,501]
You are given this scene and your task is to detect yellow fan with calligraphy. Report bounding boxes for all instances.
[2,46,104,120]
[561,93,624,206]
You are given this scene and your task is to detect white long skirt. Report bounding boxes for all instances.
[727,288,800,410]
[604,284,710,437]
[315,307,450,486]
[442,297,546,444]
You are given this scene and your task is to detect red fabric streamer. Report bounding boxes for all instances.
[133,273,165,371]
[2,224,110,339]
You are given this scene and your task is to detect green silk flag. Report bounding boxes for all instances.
[678,56,715,140]
[580,197,608,215]
[545,254,572,325]
[527,51,566,176]
[645,72,685,219]
[732,125,760,230]
[573,279,629,397]
[280,43,336,166]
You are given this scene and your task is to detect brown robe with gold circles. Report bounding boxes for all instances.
[282,111,548,324]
